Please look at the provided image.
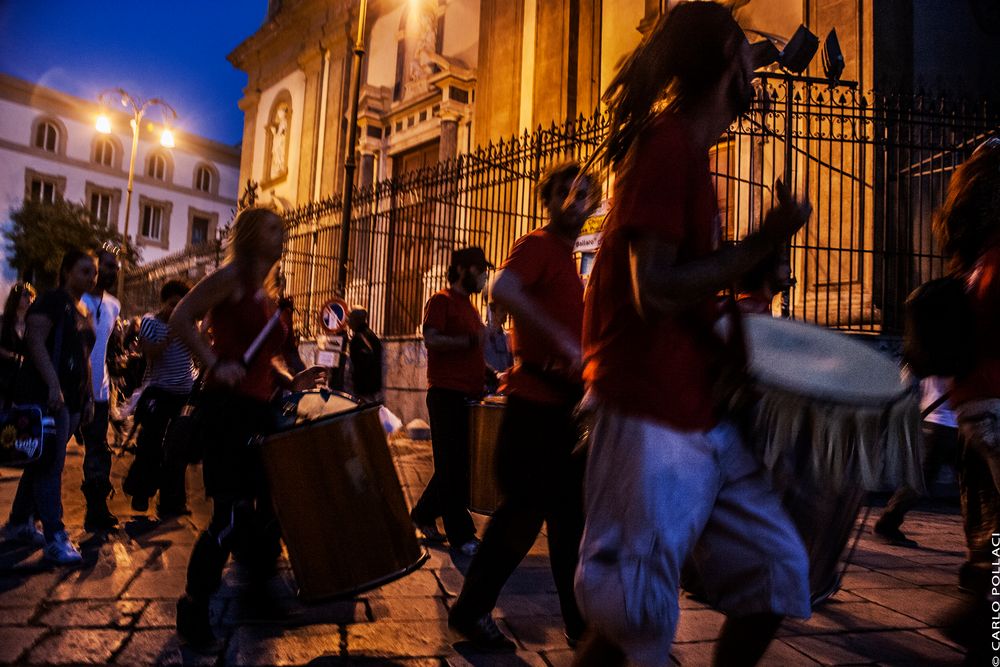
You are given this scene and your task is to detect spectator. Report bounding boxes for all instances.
[347,307,383,404]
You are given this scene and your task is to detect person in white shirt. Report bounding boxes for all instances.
[78,249,121,531]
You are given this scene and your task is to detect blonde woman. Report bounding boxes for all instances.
[169,207,324,651]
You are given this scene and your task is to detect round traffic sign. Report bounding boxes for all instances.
[319,297,350,333]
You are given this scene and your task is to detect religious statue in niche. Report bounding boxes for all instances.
[403,0,445,98]
[268,103,289,181]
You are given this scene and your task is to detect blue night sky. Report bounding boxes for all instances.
[0,1,269,145]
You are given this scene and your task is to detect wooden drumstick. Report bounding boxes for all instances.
[242,298,293,367]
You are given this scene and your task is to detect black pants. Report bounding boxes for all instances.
[452,395,586,637]
[184,390,281,602]
[79,400,112,493]
[185,492,283,601]
[880,422,960,527]
[412,387,476,545]
[123,387,190,506]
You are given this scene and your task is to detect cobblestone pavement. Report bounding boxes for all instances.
[0,435,974,665]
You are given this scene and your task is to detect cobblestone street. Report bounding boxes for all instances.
[0,435,976,665]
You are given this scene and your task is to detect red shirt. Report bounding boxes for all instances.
[502,228,584,404]
[953,244,1000,405]
[210,286,290,403]
[424,287,486,395]
[583,113,723,430]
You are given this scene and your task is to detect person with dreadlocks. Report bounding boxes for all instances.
[572,4,812,666]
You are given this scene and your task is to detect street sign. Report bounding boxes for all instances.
[319,297,350,334]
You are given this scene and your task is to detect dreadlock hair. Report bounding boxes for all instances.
[933,137,1000,273]
[600,2,745,169]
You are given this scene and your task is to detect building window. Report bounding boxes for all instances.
[93,137,115,166]
[141,204,163,241]
[84,182,121,227]
[191,216,210,244]
[147,153,167,181]
[34,121,59,153]
[31,178,58,204]
[194,165,214,193]
[90,191,112,222]
[187,208,218,248]
[137,196,172,249]
[24,169,65,204]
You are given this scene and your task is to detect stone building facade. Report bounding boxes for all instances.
[0,73,240,298]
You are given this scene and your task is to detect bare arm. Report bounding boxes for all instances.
[24,313,63,409]
[169,265,243,385]
[423,324,477,351]
[631,180,810,317]
[491,268,579,363]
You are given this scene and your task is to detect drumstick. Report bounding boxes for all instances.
[242,299,292,367]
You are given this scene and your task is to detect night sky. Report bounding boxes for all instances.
[0,1,269,145]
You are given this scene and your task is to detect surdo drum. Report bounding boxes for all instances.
[260,390,427,601]
[741,315,923,604]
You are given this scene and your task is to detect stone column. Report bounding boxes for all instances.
[439,114,460,163]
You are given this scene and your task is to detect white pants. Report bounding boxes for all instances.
[574,406,811,667]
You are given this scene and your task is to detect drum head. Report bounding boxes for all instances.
[744,315,906,405]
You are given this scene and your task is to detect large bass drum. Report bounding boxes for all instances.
[260,390,427,601]
[742,315,923,604]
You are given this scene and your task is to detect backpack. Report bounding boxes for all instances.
[902,276,976,378]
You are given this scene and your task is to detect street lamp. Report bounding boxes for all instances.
[96,88,177,298]
[337,0,368,297]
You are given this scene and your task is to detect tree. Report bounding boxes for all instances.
[5,198,137,290]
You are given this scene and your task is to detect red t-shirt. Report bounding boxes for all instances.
[583,113,723,431]
[953,244,1000,405]
[501,228,584,404]
[210,287,290,403]
[423,287,486,395]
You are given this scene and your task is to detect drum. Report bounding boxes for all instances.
[260,390,427,601]
[468,395,506,515]
[743,315,923,604]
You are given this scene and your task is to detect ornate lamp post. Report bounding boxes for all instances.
[337,0,369,298]
[96,89,177,298]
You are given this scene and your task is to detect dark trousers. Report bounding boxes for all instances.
[452,395,586,637]
[185,492,282,601]
[79,400,112,492]
[412,387,476,545]
[123,387,189,506]
[880,422,960,527]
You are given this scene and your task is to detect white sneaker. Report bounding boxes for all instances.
[458,539,481,557]
[43,531,82,564]
[1,519,45,546]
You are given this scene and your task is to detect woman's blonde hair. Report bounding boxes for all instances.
[226,206,284,295]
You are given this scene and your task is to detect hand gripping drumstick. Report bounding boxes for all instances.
[242,298,293,367]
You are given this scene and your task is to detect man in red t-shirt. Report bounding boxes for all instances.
[449,161,598,650]
[573,5,812,667]
[411,246,490,556]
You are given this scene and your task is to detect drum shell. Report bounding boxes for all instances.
[468,401,505,515]
[260,404,425,600]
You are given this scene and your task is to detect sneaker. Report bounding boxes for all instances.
[176,594,222,653]
[43,531,83,565]
[458,538,481,557]
[449,610,517,652]
[873,520,917,547]
[1,519,46,547]
[414,521,446,543]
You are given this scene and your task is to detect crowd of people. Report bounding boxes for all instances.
[0,2,996,664]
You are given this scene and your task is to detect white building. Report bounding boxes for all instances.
[0,72,240,298]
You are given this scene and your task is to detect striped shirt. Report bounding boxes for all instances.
[140,314,195,394]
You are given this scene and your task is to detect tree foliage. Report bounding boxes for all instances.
[5,198,137,290]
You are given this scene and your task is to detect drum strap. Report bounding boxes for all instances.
[921,392,950,420]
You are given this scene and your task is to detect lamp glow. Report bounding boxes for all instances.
[159,128,175,148]
[96,114,112,134]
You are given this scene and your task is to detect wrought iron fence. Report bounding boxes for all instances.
[127,79,997,338]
